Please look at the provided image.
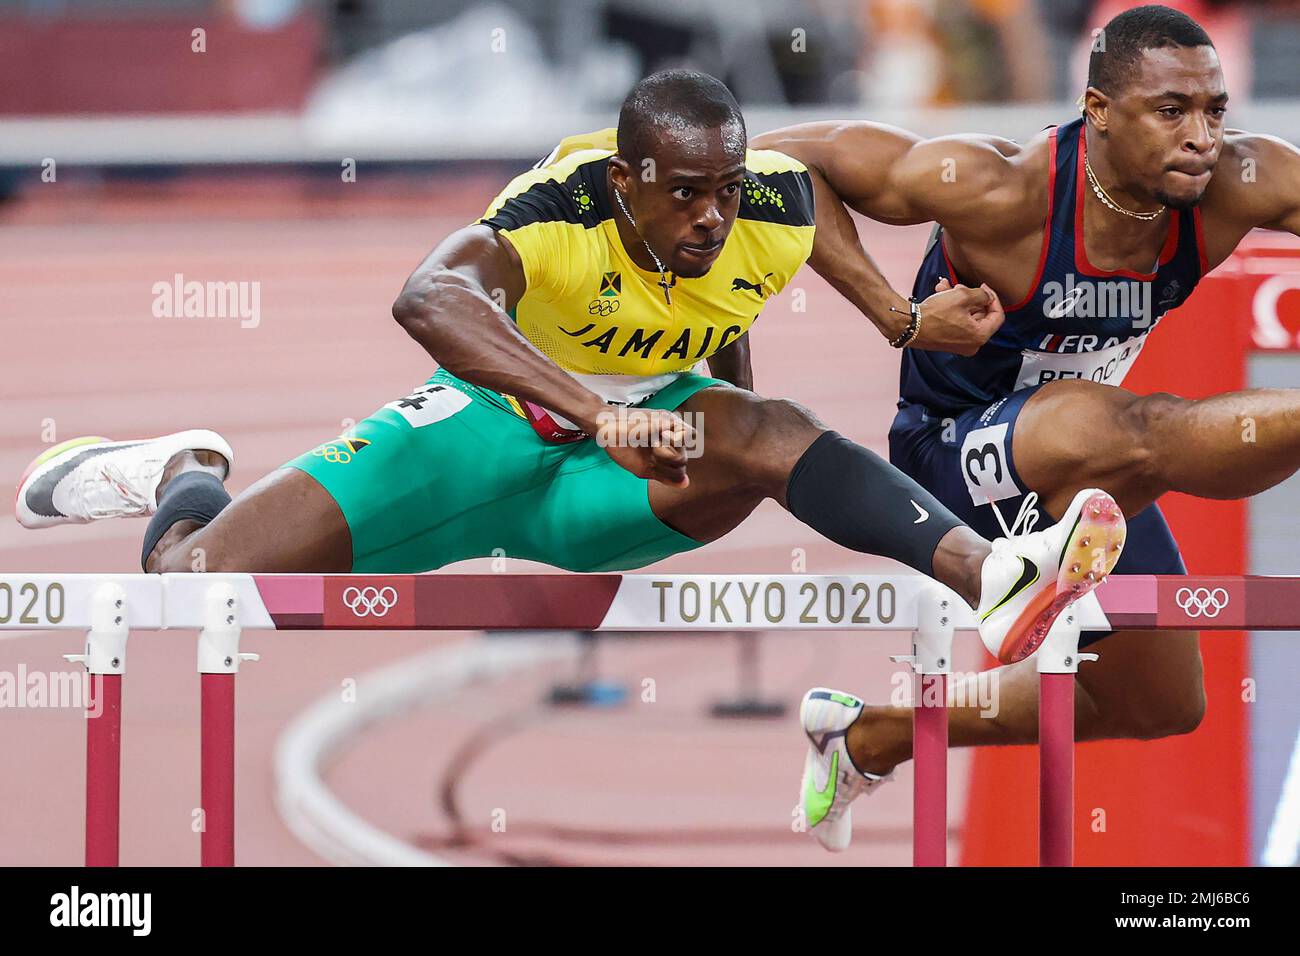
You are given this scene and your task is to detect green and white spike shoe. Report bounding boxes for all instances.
[798,687,891,852]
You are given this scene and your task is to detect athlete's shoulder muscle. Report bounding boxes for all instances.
[396,223,527,320]
[752,120,1044,233]
[751,121,919,222]
[899,129,1048,240]
[1206,131,1300,235]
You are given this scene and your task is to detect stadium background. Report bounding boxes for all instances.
[0,0,1297,866]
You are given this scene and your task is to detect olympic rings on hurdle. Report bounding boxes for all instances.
[1175,586,1230,619]
[342,585,399,618]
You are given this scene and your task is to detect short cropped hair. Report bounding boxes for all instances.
[1088,4,1214,96]
[617,70,746,164]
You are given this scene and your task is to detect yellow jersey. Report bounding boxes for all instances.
[479,130,816,390]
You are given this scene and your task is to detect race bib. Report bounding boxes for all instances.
[960,422,1020,506]
[1015,334,1147,391]
[384,383,471,428]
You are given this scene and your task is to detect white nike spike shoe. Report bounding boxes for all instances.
[977,488,1126,664]
[798,688,891,852]
[15,430,232,529]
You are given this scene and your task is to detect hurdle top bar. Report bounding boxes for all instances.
[0,572,1284,632]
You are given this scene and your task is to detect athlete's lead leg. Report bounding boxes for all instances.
[649,385,991,602]
[1013,379,1300,519]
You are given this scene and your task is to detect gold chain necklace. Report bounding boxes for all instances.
[1085,157,1165,221]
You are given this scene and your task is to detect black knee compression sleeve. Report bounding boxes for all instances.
[141,471,232,571]
[785,431,965,577]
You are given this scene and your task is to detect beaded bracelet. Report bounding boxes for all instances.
[887,297,922,348]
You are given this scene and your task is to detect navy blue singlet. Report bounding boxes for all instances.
[900,117,1208,415]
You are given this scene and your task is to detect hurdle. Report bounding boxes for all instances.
[0,571,1267,866]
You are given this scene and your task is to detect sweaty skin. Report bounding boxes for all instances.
[145,122,995,607]
[757,43,1300,771]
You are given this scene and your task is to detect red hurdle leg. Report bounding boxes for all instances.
[195,580,256,867]
[1035,610,1092,867]
[79,581,130,867]
[894,585,954,867]
[201,672,236,866]
[85,672,122,867]
[913,672,948,866]
[1038,672,1074,867]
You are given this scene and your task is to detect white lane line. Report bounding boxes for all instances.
[1263,723,1300,866]
[273,633,578,867]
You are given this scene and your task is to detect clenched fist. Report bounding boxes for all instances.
[910,279,1006,356]
[593,407,698,487]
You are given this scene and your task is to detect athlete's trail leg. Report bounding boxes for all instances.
[145,453,352,573]
[845,628,1206,774]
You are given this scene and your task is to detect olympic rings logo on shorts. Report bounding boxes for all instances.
[342,586,399,618]
[588,298,620,316]
[312,443,351,464]
[1174,586,1230,619]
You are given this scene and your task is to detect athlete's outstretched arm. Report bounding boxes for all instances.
[706,331,753,390]
[755,121,1031,230]
[753,122,1036,354]
[393,225,694,486]
[801,140,1006,355]
[392,224,608,434]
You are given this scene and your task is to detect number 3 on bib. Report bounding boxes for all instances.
[960,423,1020,506]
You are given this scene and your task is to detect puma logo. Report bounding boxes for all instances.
[731,273,773,297]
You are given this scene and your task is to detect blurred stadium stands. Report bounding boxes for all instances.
[1,0,1299,173]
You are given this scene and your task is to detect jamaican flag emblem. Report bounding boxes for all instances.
[311,436,371,465]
